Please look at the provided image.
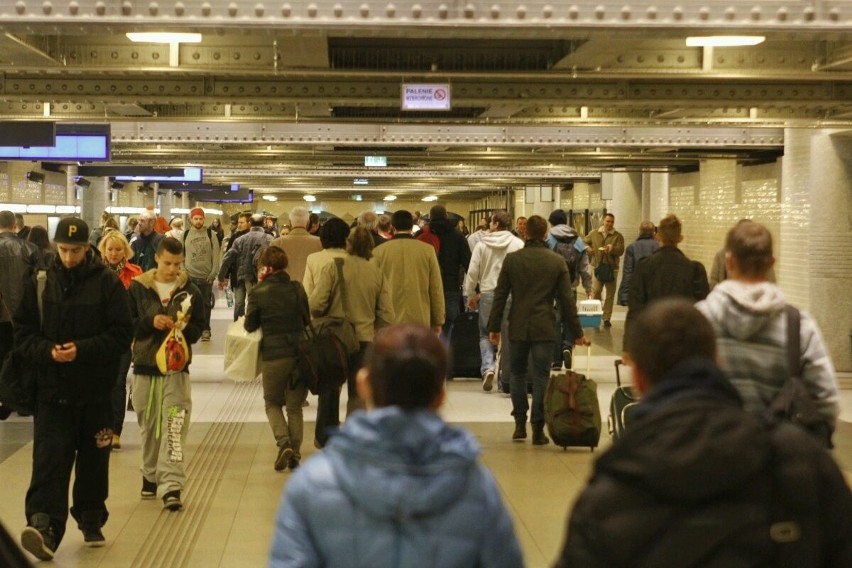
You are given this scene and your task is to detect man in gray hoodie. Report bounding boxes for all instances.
[183,208,220,341]
[463,210,523,391]
[696,220,839,433]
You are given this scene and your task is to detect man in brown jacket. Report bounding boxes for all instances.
[487,215,588,445]
[372,210,444,333]
[584,213,625,327]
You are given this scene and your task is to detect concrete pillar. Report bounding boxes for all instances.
[605,172,642,240]
[80,177,109,229]
[523,183,561,219]
[781,128,852,371]
[645,172,669,224]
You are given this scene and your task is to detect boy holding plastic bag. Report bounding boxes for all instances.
[128,237,204,511]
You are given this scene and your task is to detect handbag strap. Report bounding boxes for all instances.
[784,305,801,379]
[333,258,350,317]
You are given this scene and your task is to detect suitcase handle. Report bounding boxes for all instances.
[614,358,623,387]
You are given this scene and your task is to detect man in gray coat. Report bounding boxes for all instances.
[487,215,588,445]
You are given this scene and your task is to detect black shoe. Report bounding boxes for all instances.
[80,511,105,547]
[0,405,12,421]
[141,477,157,499]
[532,426,550,446]
[274,443,293,472]
[162,490,183,511]
[562,348,572,369]
[512,422,527,441]
[21,514,56,561]
[288,457,300,471]
[603,320,612,328]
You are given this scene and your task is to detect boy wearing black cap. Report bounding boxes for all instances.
[14,217,133,561]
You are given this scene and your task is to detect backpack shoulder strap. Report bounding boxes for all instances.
[784,305,801,378]
[36,270,47,329]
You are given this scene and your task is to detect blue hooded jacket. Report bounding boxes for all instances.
[269,407,524,568]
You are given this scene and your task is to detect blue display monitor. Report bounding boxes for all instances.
[0,133,109,161]
[115,167,203,182]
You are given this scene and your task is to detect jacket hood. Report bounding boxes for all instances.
[598,358,770,503]
[428,218,457,236]
[133,267,190,291]
[699,280,785,341]
[326,407,481,521]
[549,224,580,242]
[480,230,522,250]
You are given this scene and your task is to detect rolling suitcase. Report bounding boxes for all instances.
[608,358,640,440]
[449,311,482,379]
[544,344,602,451]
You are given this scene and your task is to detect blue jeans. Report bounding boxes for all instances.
[441,288,462,342]
[232,282,246,321]
[509,340,552,426]
[477,292,497,377]
[191,277,214,332]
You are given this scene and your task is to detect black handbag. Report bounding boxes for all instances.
[767,305,833,448]
[594,262,615,283]
[0,270,47,415]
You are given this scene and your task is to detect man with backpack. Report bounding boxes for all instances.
[218,214,272,321]
[555,298,852,567]
[547,209,593,370]
[183,208,221,341]
[697,220,838,439]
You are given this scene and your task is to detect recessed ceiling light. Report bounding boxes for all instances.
[303,195,316,202]
[383,195,397,201]
[685,36,765,47]
[422,195,438,202]
[126,32,202,44]
[262,195,278,202]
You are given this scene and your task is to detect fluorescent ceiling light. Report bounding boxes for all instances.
[303,195,316,202]
[126,32,202,44]
[422,195,438,202]
[26,205,56,214]
[685,36,765,47]
[353,178,369,185]
[383,195,397,201]
[55,205,79,214]
[262,195,278,202]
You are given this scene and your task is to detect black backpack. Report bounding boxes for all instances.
[553,236,583,282]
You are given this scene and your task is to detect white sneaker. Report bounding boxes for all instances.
[483,370,495,392]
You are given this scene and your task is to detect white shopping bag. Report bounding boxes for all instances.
[223,317,263,382]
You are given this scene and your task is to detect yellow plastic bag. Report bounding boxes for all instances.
[156,327,189,374]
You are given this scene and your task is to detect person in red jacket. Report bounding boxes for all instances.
[98,230,142,449]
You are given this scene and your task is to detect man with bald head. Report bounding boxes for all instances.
[270,206,322,283]
[130,210,163,272]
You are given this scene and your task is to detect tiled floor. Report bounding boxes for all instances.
[1,303,850,568]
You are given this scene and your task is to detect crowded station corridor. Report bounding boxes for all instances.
[1,298,850,568]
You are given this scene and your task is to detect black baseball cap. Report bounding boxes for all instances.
[54,217,90,244]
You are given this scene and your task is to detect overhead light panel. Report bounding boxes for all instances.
[383,195,397,201]
[353,178,369,185]
[303,195,316,202]
[262,195,278,202]
[685,36,765,47]
[422,195,438,202]
[126,32,202,44]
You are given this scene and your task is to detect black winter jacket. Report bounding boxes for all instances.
[625,246,709,334]
[429,218,471,292]
[14,251,133,404]
[128,269,204,376]
[555,358,852,568]
[244,271,309,361]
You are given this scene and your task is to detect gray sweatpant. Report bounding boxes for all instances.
[131,373,192,497]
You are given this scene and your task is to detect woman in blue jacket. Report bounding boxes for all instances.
[268,324,524,568]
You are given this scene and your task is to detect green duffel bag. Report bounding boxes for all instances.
[544,370,602,451]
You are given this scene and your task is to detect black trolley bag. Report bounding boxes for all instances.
[449,310,482,379]
[607,358,640,441]
[544,344,602,451]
